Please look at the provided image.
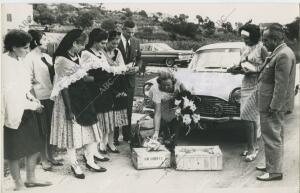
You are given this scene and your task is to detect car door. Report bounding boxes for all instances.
[141,44,155,65]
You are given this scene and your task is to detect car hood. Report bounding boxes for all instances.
[142,50,194,55]
[174,69,243,101]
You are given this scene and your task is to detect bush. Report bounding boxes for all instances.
[135,32,171,40]
[139,10,148,18]
[101,19,116,31]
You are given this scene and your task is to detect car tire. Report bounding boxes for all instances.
[165,58,175,67]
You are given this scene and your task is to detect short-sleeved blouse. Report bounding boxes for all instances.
[149,81,183,122]
[240,42,265,89]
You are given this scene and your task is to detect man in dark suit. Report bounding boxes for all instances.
[114,20,142,144]
[256,23,296,181]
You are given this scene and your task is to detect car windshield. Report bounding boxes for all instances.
[154,43,173,51]
[189,48,241,71]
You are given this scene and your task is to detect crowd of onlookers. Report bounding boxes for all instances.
[2,19,297,191]
[3,20,142,190]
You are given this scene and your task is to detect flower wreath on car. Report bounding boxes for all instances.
[174,90,202,135]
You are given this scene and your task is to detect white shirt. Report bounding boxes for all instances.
[106,48,125,66]
[2,53,34,129]
[121,34,130,52]
[25,49,53,100]
[149,81,182,122]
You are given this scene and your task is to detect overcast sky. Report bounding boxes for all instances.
[1,0,299,25]
[104,3,299,25]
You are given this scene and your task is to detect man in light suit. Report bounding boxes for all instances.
[114,20,142,144]
[256,23,296,181]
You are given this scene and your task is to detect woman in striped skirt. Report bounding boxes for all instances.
[80,29,129,157]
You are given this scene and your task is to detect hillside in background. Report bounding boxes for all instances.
[33,3,299,60]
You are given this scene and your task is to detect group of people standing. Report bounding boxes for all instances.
[2,18,297,191]
[2,20,141,190]
[229,22,296,181]
[147,22,296,182]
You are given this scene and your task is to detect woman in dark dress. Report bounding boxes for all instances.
[3,30,52,191]
[80,28,128,155]
[105,30,129,152]
[50,29,106,179]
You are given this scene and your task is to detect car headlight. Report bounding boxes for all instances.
[229,88,241,104]
[143,82,153,97]
[178,54,184,60]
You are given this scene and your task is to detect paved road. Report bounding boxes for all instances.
[2,95,299,193]
[2,64,299,193]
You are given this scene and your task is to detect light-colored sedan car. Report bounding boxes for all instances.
[143,42,299,123]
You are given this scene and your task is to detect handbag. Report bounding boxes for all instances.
[130,114,154,149]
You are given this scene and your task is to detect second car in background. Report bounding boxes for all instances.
[140,43,194,67]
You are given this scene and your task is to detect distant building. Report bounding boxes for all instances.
[1,4,33,35]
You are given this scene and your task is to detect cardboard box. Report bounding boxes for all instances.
[175,146,223,171]
[131,146,171,170]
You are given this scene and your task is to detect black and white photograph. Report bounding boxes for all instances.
[0,1,299,193]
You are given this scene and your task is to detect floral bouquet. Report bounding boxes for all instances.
[174,90,202,135]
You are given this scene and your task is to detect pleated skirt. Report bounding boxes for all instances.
[50,94,102,149]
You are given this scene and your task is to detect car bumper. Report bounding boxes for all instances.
[174,58,192,62]
[200,116,241,122]
[142,107,241,122]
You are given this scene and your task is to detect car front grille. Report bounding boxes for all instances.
[143,95,240,118]
[194,95,240,118]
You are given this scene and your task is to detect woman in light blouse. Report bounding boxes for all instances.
[3,30,52,191]
[26,30,63,171]
[149,71,185,145]
[228,23,269,161]
[50,29,107,179]
[80,28,129,156]
[105,30,129,153]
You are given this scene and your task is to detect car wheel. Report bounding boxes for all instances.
[165,58,175,67]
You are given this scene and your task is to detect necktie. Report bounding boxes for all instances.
[126,39,131,62]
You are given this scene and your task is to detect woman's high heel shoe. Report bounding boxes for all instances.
[86,163,107,172]
[107,145,120,153]
[48,159,63,166]
[245,149,259,162]
[71,162,85,179]
[99,149,108,154]
[83,154,109,162]
[94,155,109,162]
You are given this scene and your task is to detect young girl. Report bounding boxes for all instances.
[50,29,106,179]
[80,28,129,156]
[106,30,129,152]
